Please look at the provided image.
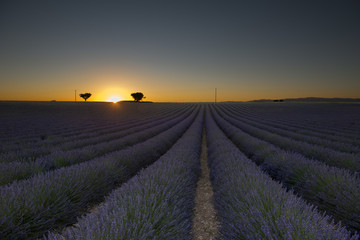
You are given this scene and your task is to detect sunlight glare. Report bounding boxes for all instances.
[108,96,122,103]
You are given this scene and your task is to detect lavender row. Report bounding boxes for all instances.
[214,105,360,172]
[0,107,198,240]
[222,104,360,153]
[205,109,356,239]
[1,105,193,163]
[0,106,197,186]
[0,104,192,163]
[229,103,360,141]
[37,103,189,149]
[211,105,360,232]
[0,102,118,144]
[45,107,203,240]
[237,102,360,134]
[227,103,360,146]
[44,104,178,142]
[0,103,180,160]
[0,102,186,157]
[0,102,174,141]
[58,104,192,151]
[0,103,189,158]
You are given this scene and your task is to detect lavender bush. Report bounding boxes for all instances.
[226,103,360,143]
[58,105,192,150]
[0,108,199,240]
[0,104,192,163]
[205,109,357,239]
[210,105,360,233]
[0,107,195,185]
[214,105,360,172]
[45,107,203,240]
[222,104,360,153]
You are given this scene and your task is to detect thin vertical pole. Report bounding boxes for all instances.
[215,88,217,103]
[75,90,77,102]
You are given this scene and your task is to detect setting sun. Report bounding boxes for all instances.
[108,96,122,103]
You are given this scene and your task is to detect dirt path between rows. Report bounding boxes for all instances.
[192,128,220,240]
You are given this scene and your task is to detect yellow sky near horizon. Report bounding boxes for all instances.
[1,61,359,102]
[1,80,359,102]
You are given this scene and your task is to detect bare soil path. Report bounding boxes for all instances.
[192,128,220,240]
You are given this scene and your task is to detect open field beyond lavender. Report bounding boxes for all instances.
[1,101,360,240]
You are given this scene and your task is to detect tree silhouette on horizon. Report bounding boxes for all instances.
[131,92,144,102]
[79,93,92,101]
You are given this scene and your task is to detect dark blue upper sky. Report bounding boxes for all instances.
[1,0,359,101]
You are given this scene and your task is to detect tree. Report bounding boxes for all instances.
[131,92,144,102]
[79,93,92,101]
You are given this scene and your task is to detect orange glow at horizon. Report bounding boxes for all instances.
[0,65,359,102]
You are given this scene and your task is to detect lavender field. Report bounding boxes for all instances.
[1,101,360,239]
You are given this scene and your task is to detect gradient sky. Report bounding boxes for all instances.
[1,0,359,102]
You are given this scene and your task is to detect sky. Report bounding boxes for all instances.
[0,0,359,102]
